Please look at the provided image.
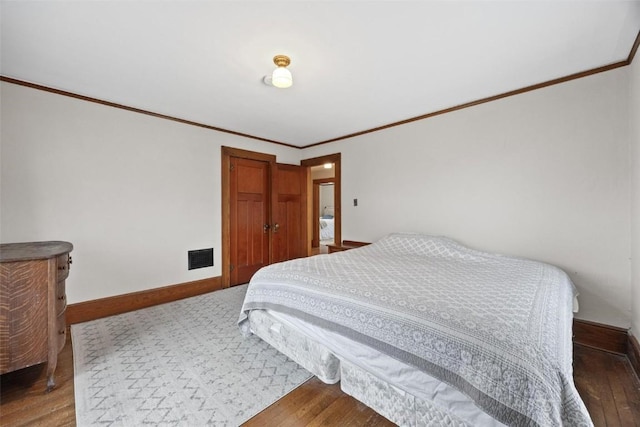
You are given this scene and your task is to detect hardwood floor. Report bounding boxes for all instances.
[1,340,75,426]
[310,244,330,256]
[574,345,640,426]
[1,338,639,426]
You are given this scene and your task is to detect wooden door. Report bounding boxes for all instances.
[229,157,270,285]
[272,164,306,263]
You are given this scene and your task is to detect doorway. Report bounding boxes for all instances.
[312,177,335,248]
[301,153,341,255]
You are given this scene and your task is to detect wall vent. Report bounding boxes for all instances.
[188,248,214,270]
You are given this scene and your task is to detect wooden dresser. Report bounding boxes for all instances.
[0,241,73,391]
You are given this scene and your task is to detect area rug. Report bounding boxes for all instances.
[71,284,312,426]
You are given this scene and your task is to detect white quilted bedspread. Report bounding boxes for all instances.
[239,233,593,426]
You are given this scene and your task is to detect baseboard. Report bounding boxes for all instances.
[572,319,628,355]
[66,285,638,372]
[66,276,222,324]
[628,332,640,379]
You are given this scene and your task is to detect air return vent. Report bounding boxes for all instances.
[188,248,213,270]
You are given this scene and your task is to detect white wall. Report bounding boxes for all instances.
[0,82,300,304]
[320,184,335,215]
[303,67,631,328]
[1,65,634,328]
[631,55,640,336]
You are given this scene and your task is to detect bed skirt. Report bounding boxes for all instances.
[341,359,468,426]
[248,309,340,384]
[248,309,478,426]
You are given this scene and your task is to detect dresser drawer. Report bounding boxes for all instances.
[56,311,67,352]
[55,280,67,315]
[56,253,70,281]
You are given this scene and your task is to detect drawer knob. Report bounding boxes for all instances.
[58,295,65,301]
[69,255,73,265]
[58,329,65,335]
[58,265,66,271]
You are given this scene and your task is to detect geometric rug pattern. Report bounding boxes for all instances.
[71,284,312,426]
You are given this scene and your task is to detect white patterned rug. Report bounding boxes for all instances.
[71,284,312,426]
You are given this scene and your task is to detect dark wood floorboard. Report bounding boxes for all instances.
[573,344,640,427]
[2,338,639,426]
[0,340,75,427]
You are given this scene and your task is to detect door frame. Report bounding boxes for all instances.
[221,146,276,288]
[301,153,341,254]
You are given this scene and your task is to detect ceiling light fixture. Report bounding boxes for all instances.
[264,55,292,89]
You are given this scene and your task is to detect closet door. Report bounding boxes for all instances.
[229,157,270,286]
[223,147,309,287]
[272,164,306,263]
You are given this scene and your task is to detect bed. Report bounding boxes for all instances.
[238,233,592,426]
[319,206,335,242]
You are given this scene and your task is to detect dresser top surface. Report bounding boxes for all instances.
[0,241,73,262]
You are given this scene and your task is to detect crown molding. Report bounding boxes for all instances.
[304,58,632,148]
[3,28,638,151]
[627,29,640,64]
[0,76,299,150]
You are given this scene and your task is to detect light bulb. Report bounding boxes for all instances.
[272,67,292,88]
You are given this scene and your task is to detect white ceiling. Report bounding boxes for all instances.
[2,1,639,148]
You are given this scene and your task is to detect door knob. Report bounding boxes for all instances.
[273,223,280,233]
[263,224,270,233]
